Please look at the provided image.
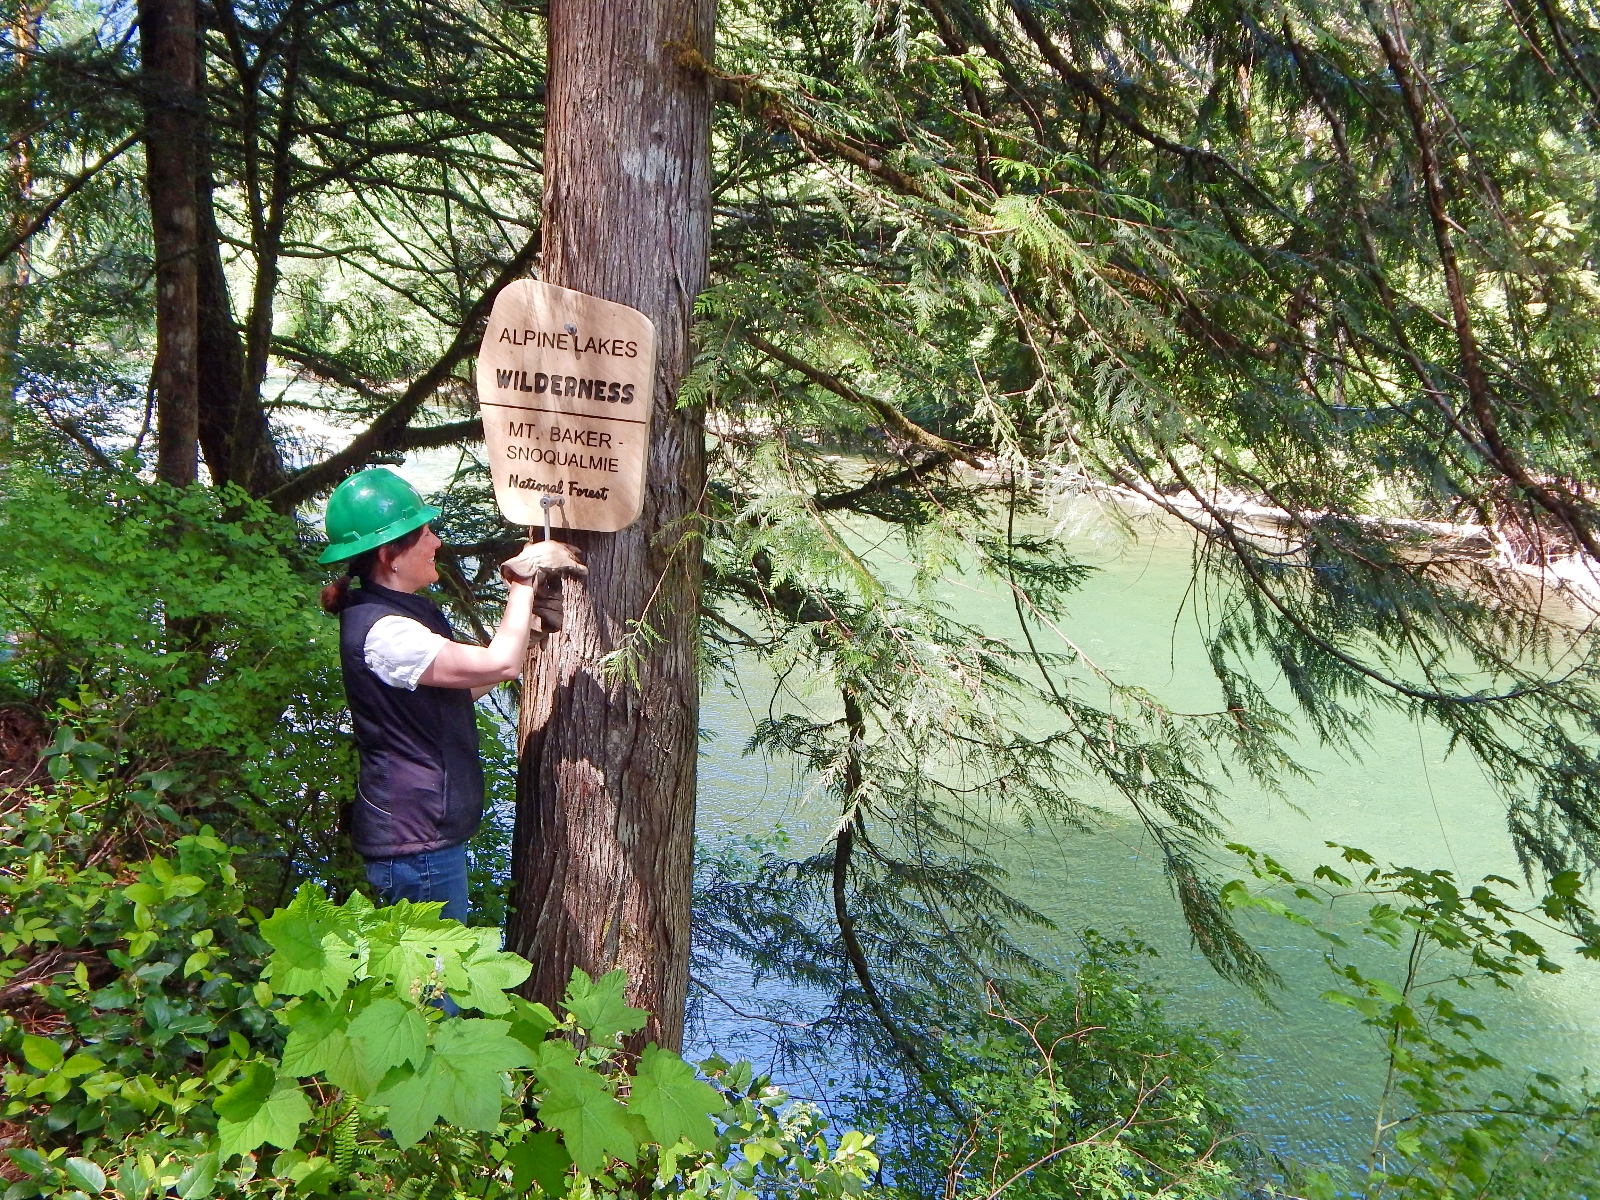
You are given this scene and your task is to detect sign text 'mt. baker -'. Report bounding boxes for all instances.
[476,280,656,532]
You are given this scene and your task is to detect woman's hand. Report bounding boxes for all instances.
[532,581,565,632]
[420,543,586,692]
[502,541,584,632]
[500,540,586,585]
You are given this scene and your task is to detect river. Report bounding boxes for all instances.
[384,444,1600,1166]
[689,499,1600,1167]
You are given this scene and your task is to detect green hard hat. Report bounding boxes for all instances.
[318,467,442,565]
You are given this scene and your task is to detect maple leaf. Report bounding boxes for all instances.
[504,1130,572,1197]
[445,928,532,1014]
[429,1018,533,1131]
[626,1045,722,1151]
[217,1076,311,1158]
[561,968,647,1043]
[504,995,558,1052]
[530,1040,643,1174]
[365,901,479,994]
[213,1062,275,1122]
[347,996,430,1090]
[373,1058,443,1149]
[259,888,358,998]
[279,997,355,1083]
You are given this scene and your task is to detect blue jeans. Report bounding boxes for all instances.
[365,843,470,924]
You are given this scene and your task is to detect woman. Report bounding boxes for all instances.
[318,467,582,922]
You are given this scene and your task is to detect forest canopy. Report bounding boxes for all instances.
[6,0,1600,1193]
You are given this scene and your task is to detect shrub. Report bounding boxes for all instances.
[0,466,358,895]
[2,769,879,1200]
[1225,843,1600,1198]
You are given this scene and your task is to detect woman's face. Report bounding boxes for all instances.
[383,525,442,592]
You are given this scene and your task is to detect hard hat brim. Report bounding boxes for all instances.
[317,504,442,565]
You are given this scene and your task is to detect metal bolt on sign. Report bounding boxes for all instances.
[539,493,564,542]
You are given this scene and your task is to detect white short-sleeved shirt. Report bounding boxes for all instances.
[364,615,448,690]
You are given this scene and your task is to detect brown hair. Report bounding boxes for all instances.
[320,526,428,614]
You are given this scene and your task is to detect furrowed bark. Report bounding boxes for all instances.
[0,1,43,439]
[139,0,201,485]
[195,160,245,488]
[193,23,284,496]
[504,0,713,1050]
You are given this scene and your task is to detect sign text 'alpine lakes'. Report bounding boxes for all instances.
[496,327,640,357]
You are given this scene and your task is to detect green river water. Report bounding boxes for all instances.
[386,445,1600,1165]
[689,501,1600,1165]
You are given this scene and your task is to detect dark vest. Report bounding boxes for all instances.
[338,585,484,858]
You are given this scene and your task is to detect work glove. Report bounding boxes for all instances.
[501,541,587,633]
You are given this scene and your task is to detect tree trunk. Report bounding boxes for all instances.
[139,0,200,485]
[194,50,286,497]
[0,1,44,440]
[195,162,244,488]
[504,0,713,1051]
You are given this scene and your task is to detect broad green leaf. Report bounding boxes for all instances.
[373,1059,442,1149]
[62,1053,102,1078]
[347,997,429,1083]
[259,891,332,966]
[214,1062,276,1123]
[279,998,351,1079]
[444,929,532,1014]
[365,902,479,995]
[504,1131,571,1197]
[429,1018,533,1131]
[531,1040,641,1174]
[626,1045,721,1151]
[64,1158,106,1194]
[9,1147,48,1176]
[175,1153,218,1200]
[504,995,558,1052]
[21,1035,63,1071]
[260,888,358,998]
[561,968,647,1043]
[282,1155,339,1194]
[123,882,163,907]
[165,874,206,899]
[655,1138,693,1185]
[218,1078,311,1158]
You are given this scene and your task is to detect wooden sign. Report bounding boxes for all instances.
[475,280,656,532]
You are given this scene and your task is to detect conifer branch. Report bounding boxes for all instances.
[834,687,966,1121]
[267,232,539,508]
[814,453,955,511]
[1365,1,1600,563]
[0,129,143,266]
[1003,0,1280,209]
[746,332,980,465]
[677,47,945,205]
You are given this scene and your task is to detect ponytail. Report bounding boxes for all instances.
[320,574,356,614]
[318,527,427,615]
